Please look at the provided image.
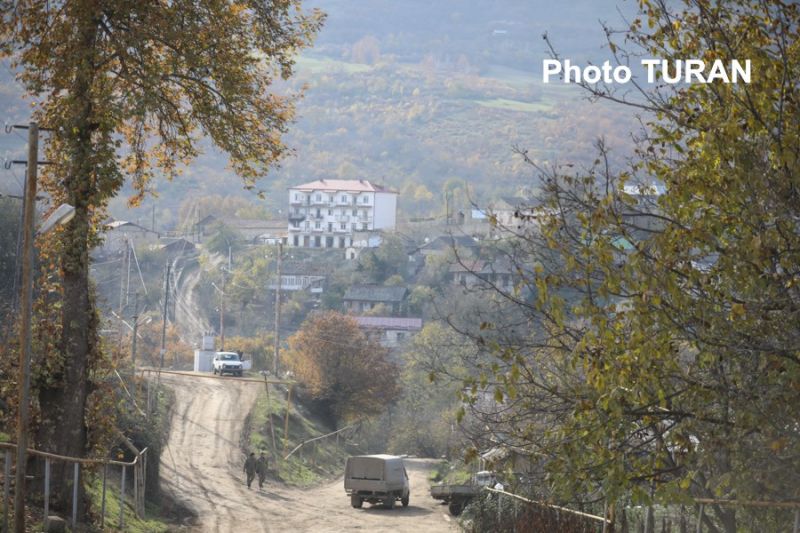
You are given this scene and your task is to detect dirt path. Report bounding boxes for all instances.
[160,373,458,532]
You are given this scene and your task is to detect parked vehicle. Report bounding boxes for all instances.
[430,470,498,516]
[212,352,243,376]
[344,455,410,509]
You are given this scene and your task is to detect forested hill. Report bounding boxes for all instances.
[0,1,639,227]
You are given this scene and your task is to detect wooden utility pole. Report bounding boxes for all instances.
[273,242,282,376]
[264,376,277,452]
[283,384,293,455]
[15,121,38,533]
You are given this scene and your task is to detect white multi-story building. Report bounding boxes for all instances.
[287,179,398,249]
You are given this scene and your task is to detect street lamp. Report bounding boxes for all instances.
[14,121,75,533]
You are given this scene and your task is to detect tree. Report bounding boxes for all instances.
[0,198,21,335]
[283,311,399,425]
[389,323,467,458]
[457,1,800,530]
[1,0,323,517]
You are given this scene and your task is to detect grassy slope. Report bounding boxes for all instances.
[246,384,352,488]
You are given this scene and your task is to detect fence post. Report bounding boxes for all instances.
[71,462,79,528]
[695,504,704,533]
[120,465,126,530]
[100,463,107,528]
[43,458,50,523]
[3,451,10,533]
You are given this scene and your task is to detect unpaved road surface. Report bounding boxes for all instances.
[160,373,458,532]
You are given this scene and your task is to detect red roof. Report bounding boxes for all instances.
[290,179,397,194]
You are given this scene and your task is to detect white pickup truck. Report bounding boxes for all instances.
[212,352,244,376]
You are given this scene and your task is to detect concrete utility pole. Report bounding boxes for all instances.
[15,121,38,533]
[160,262,171,370]
[273,242,283,376]
[131,292,140,369]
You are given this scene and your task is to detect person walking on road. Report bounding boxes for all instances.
[244,452,257,488]
[256,452,269,489]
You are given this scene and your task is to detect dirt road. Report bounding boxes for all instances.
[160,373,458,532]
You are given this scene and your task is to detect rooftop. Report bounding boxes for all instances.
[290,179,398,194]
[343,285,408,303]
[354,316,422,331]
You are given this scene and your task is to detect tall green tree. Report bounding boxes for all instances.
[1,0,323,515]
[450,1,800,530]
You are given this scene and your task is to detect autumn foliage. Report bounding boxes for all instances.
[284,312,399,424]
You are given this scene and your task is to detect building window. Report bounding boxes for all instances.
[315,221,321,229]
[315,193,322,201]
[293,235,298,246]
[352,209,357,216]
[362,223,368,230]
[351,223,356,231]
[328,209,333,215]
[362,196,369,204]
[341,195,347,202]
[328,223,333,232]
[340,222,347,230]
[397,332,405,341]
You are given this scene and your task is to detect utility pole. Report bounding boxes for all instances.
[131,292,140,369]
[273,242,283,376]
[15,121,38,533]
[118,238,128,346]
[159,262,170,371]
[220,270,226,352]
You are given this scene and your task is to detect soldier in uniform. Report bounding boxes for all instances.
[256,452,269,489]
[244,452,257,488]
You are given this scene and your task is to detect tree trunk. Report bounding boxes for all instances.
[36,11,99,521]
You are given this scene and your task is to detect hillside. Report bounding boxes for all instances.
[1,1,640,228]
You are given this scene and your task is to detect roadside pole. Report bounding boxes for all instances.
[14,122,38,533]
[283,384,293,455]
[264,376,277,452]
[273,242,282,376]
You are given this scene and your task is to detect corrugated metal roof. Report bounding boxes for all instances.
[343,285,408,302]
[354,316,422,330]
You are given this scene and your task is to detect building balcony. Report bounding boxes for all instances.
[290,198,309,206]
[335,215,350,223]
[288,225,304,232]
[288,213,306,222]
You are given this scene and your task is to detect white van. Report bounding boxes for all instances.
[344,455,410,509]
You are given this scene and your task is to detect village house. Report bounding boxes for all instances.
[100,220,160,256]
[267,260,327,294]
[449,259,515,293]
[343,284,408,315]
[353,316,422,348]
[287,179,398,249]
